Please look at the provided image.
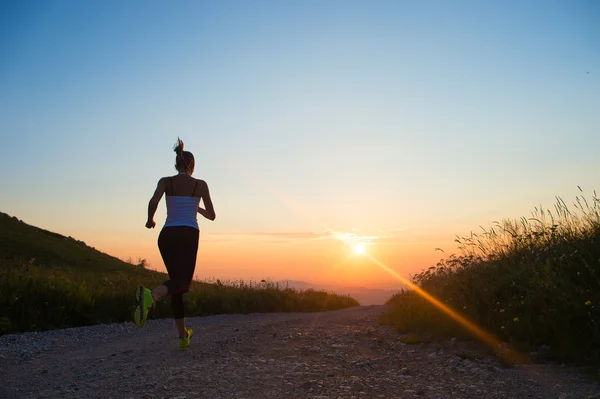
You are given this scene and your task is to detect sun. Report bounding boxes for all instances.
[353,243,366,255]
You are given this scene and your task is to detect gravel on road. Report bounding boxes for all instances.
[0,306,598,399]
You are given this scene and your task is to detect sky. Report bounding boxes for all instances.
[1,1,599,289]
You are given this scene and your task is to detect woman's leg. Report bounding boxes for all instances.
[158,226,199,337]
[175,319,187,339]
[172,293,187,338]
[171,228,198,337]
[151,285,168,302]
[153,228,178,304]
[157,227,193,296]
[136,227,197,329]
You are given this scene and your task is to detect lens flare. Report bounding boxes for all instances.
[353,243,366,254]
[363,253,528,364]
[225,159,529,365]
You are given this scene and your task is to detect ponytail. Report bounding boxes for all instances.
[174,137,185,164]
[173,137,195,174]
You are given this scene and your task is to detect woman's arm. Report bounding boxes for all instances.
[197,180,216,221]
[146,178,166,228]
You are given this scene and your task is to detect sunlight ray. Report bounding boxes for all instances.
[363,253,529,364]
[225,158,529,364]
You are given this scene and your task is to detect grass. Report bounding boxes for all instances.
[0,212,358,334]
[380,188,600,365]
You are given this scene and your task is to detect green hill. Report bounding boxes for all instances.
[0,211,173,284]
[0,212,359,334]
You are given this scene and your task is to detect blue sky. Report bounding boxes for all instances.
[1,1,598,285]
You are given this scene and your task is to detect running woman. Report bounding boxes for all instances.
[134,138,216,350]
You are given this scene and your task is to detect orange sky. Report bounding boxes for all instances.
[93,227,459,290]
[2,2,598,292]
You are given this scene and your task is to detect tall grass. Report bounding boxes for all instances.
[381,189,600,364]
[0,211,359,334]
[0,262,359,334]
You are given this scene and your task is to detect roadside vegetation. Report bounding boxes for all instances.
[0,212,358,334]
[381,189,600,365]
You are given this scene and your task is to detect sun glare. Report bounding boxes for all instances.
[353,243,366,255]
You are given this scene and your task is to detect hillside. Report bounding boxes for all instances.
[380,192,600,365]
[0,212,358,334]
[0,212,161,278]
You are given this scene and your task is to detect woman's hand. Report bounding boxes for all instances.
[197,181,216,221]
[147,178,166,229]
[198,206,216,221]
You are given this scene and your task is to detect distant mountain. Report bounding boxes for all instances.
[277,280,402,305]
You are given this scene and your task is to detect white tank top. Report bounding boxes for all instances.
[164,176,201,230]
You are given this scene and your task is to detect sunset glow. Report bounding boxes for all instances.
[353,243,366,255]
[0,2,597,291]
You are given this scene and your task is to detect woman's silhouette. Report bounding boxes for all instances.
[134,138,215,350]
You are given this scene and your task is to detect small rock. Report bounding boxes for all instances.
[292,363,309,371]
[448,357,461,368]
[299,380,318,389]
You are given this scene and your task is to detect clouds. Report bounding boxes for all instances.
[199,228,459,254]
[202,228,410,246]
[243,232,325,239]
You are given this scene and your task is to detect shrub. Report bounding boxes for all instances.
[381,189,600,364]
[0,264,358,334]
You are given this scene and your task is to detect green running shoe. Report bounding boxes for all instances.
[133,284,154,328]
[179,328,193,351]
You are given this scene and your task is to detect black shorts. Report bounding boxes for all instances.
[158,226,199,295]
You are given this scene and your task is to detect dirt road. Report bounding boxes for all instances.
[0,306,597,398]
